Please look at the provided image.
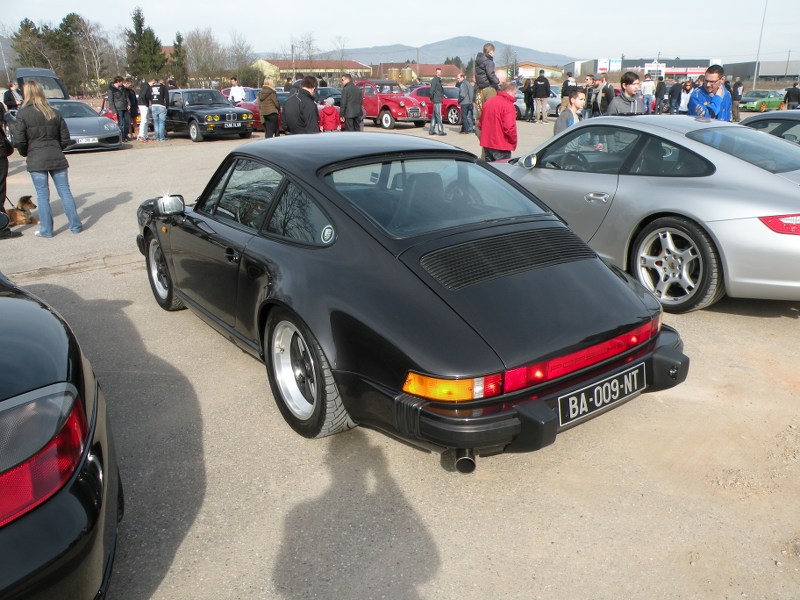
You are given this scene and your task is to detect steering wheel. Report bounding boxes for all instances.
[444,181,481,206]
[562,152,589,171]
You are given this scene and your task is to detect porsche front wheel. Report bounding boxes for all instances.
[145,234,185,311]
[265,309,355,438]
[630,216,725,313]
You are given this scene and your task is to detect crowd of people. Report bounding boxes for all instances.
[3,45,799,239]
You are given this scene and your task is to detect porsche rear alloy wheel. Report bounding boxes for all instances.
[265,310,355,438]
[631,216,725,313]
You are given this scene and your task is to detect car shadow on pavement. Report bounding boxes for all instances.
[25,284,205,600]
[708,296,800,319]
[272,429,440,598]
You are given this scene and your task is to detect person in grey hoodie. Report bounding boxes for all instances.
[606,71,644,115]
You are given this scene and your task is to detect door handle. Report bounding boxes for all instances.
[584,192,610,204]
[224,248,240,263]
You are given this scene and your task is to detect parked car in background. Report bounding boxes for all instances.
[14,67,68,100]
[408,85,461,124]
[220,86,258,104]
[135,133,688,473]
[491,115,800,312]
[740,89,785,112]
[514,86,561,120]
[48,99,122,151]
[315,87,342,107]
[166,88,255,141]
[355,79,427,129]
[0,255,123,598]
[741,111,800,144]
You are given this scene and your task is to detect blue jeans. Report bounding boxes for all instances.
[460,103,474,132]
[429,102,443,133]
[643,94,653,114]
[30,169,82,236]
[150,104,167,141]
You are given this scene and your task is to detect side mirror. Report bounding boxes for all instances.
[521,154,538,169]
[155,195,185,217]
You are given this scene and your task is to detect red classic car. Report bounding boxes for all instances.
[408,85,462,125]
[355,80,427,129]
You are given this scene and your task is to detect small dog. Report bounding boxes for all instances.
[5,196,40,225]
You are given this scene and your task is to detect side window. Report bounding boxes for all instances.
[539,126,641,174]
[364,85,376,97]
[628,136,712,177]
[266,182,334,245]
[417,88,430,98]
[196,159,283,231]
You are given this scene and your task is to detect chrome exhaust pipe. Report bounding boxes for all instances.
[454,448,476,474]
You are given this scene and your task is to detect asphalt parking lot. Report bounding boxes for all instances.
[2,119,800,599]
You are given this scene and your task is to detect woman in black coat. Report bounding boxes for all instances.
[13,80,83,238]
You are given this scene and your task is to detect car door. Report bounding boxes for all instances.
[168,158,279,327]
[359,83,378,118]
[518,125,641,241]
[166,90,186,132]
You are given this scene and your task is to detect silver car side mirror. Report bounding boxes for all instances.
[156,195,185,216]
[521,154,538,169]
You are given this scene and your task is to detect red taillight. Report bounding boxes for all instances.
[504,319,660,393]
[759,214,800,235]
[402,318,661,403]
[0,385,88,528]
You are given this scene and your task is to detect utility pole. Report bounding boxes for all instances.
[752,0,768,90]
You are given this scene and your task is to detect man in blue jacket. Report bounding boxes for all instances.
[687,65,731,121]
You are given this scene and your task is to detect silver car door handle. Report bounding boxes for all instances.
[584,192,610,204]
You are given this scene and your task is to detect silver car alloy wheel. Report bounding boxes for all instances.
[271,320,318,420]
[148,239,170,300]
[634,226,703,307]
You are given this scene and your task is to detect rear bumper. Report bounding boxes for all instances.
[342,326,688,455]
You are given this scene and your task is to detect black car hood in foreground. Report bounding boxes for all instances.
[0,276,80,401]
[400,221,660,370]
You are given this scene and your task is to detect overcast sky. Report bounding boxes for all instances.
[2,0,797,64]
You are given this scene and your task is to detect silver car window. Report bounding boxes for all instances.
[687,126,800,173]
[539,126,641,174]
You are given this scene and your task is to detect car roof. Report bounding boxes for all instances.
[576,114,741,136]
[741,111,800,123]
[236,132,471,174]
[357,80,401,86]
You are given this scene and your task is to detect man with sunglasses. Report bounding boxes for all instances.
[687,64,732,121]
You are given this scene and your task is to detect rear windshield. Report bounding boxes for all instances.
[686,126,800,174]
[324,157,545,237]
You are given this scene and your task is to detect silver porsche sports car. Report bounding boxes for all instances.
[492,115,800,312]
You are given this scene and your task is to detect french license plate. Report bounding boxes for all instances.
[557,363,646,427]
[223,123,240,128]
[77,137,98,144]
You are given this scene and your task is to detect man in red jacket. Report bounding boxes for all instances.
[478,80,518,162]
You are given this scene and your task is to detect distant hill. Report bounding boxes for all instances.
[258,36,573,68]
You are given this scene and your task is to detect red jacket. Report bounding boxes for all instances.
[319,106,340,131]
[478,91,517,151]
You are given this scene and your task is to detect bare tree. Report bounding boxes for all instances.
[295,32,318,64]
[184,28,225,86]
[330,36,348,72]
[225,30,259,86]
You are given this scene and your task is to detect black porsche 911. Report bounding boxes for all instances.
[0,221,123,597]
[136,133,689,472]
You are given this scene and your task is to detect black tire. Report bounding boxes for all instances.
[116,472,125,523]
[515,106,522,120]
[264,309,355,439]
[145,234,185,311]
[554,104,561,117]
[446,106,461,125]
[378,110,395,129]
[413,120,425,128]
[630,216,725,313]
[239,131,252,138]
[188,121,204,142]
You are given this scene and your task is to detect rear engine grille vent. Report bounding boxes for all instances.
[420,228,596,290]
